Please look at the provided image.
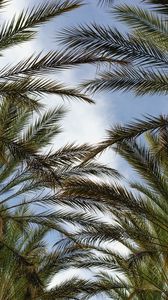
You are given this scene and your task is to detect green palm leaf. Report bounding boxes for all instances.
[0,1,82,51]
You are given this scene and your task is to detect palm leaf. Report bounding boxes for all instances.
[114,5,168,40]
[0,0,82,50]
[22,106,66,149]
[59,24,168,67]
[83,114,168,162]
[0,77,93,107]
[143,0,168,15]
[81,67,168,96]
[0,51,120,79]
[0,0,8,10]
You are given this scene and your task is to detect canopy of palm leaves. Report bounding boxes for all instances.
[0,0,124,110]
[0,0,105,109]
[57,131,168,299]
[0,1,123,297]
[29,1,168,298]
[59,0,168,97]
[0,94,120,243]
[1,205,97,300]
[3,0,168,299]
[0,92,121,300]
[58,0,168,159]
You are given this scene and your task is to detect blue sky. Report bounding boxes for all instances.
[2,0,168,297]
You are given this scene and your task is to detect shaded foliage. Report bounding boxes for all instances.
[58,133,168,299]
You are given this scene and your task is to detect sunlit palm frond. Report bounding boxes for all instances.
[83,114,168,162]
[0,77,93,107]
[81,67,168,96]
[0,51,121,79]
[0,0,82,50]
[42,278,91,300]
[59,24,168,68]
[0,0,8,10]
[22,106,66,149]
[114,4,168,38]
[143,0,168,15]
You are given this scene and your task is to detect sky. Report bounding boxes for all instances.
[2,0,168,298]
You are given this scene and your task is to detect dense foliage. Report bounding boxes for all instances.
[1,0,168,299]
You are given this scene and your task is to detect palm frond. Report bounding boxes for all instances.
[114,5,168,42]
[22,106,66,149]
[84,114,168,162]
[107,114,168,143]
[114,140,168,200]
[143,0,168,15]
[0,0,8,10]
[0,51,123,79]
[68,162,121,178]
[0,0,82,50]
[59,24,168,68]
[0,99,33,145]
[0,77,93,106]
[62,177,144,215]
[81,67,168,96]
[42,278,90,300]
[48,143,94,165]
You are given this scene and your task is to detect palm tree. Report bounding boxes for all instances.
[0,1,122,296]
[0,0,106,110]
[0,0,122,111]
[60,0,168,97]
[0,94,119,230]
[0,95,121,298]
[58,132,168,299]
[58,0,168,158]
[55,1,168,297]
[0,204,94,300]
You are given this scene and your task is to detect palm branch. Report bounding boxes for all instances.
[0,0,101,109]
[0,207,93,300]
[82,114,168,162]
[58,135,168,299]
[0,1,82,50]
[143,0,168,15]
[0,97,120,298]
[59,1,168,98]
